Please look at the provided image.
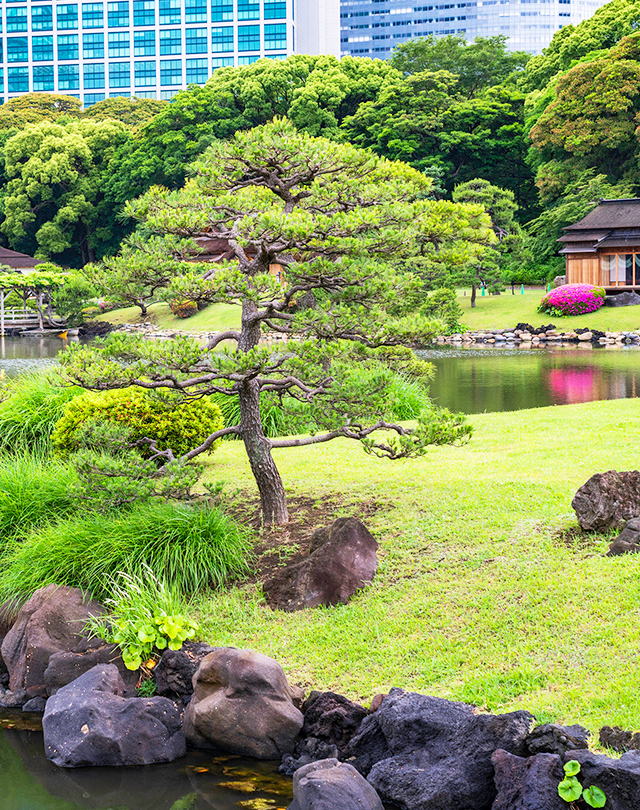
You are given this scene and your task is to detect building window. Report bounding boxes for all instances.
[7,7,28,32]
[58,33,79,59]
[82,3,103,27]
[212,25,233,51]
[0,42,3,63]
[133,0,154,25]
[238,0,258,19]
[0,70,4,94]
[211,0,232,21]
[601,254,640,286]
[32,5,54,30]
[84,92,105,104]
[160,28,181,53]
[264,0,285,19]
[8,66,29,92]
[83,32,104,57]
[186,57,208,82]
[160,58,181,85]
[211,55,233,68]
[159,0,181,24]
[7,37,28,62]
[108,31,129,56]
[32,36,54,60]
[134,29,155,55]
[107,2,129,27]
[134,59,155,85]
[109,60,130,87]
[237,54,258,64]
[238,24,259,51]
[185,0,207,22]
[186,27,207,53]
[264,22,285,49]
[59,63,80,89]
[84,61,105,87]
[57,4,79,29]
[33,64,54,91]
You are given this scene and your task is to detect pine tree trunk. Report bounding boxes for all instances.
[471,283,477,308]
[239,377,289,526]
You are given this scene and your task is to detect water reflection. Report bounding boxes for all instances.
[0,335,78,377]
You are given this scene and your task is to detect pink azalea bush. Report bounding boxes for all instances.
[538,284,606,316]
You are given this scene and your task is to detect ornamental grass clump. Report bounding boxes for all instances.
[538,284,606,317]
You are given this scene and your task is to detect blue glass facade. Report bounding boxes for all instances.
[0,0,294,104]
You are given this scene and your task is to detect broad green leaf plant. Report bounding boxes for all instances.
[558,760,606,808]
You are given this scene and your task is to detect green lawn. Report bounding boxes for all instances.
[197,398,640,734]
[457,288,640,332]
[99,302,240,333]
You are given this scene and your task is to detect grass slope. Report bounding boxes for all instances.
[99,302,240,333]
[198,398,640,732]
[458,288,640,332]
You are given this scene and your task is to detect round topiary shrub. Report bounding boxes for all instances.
[538,284,606,316]
[52,388,224,457]
[170,299,198,319]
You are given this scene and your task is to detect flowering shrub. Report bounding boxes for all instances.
[538,284,606,316]
[170,299,198,319]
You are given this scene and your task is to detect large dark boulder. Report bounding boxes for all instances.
[44,637,138,697]
[605,291,640,307]
[572,471,640,531]
[263,518,378,612]
[1,585,104,697]
[183,647,303,759]
[281,691,369,774]
[607,517,640,556]
[345,688,533,810]
[153,641,216,704]
[600,725,640,752]
[525,722,590,756]
[42,664,185,767]
[570,748,640,810]
[491,749,566,810]
[288,759,384,810]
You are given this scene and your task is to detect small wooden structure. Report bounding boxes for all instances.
[559,198,640,289]
[0,248,45,335]
[193,236,285,283]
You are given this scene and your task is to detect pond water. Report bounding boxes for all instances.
[0,334,74,378]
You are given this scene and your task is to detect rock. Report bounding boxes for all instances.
[525,722,590,756]
[22,696,47,713]
[42,664,185,767]
[570,748,640,810]
[288,759,384,810]
[578,331,593,341]
[183,647,303,759]
[491,749,566,810]
[153,640,216,704]
[281,691,369,775]
[605,291,640,307]
[346,688,533,810]
[607,517,640,556]
[1,585,104,697]
[572,471,640,531]
[600,725,640,752]
[0,649,9,689]
[0,688,28,708]
[44,637,138,697]
[263,518,378,612]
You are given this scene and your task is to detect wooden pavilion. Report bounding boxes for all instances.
[559,198,640,289]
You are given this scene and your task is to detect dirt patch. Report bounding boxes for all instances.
[553,525,615,552]
[228,494,387,586]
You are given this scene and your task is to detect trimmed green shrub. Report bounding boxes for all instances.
[0,371,82,454]
[419,288,464,335]
[170,300,198,318]
[0,452,77,544]
[0,501,251,602]
[52,388,224,458]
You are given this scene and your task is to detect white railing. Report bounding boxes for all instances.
[1,309,40,324]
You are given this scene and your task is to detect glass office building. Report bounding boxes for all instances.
[0,0,339,105]
[340,0,609,57]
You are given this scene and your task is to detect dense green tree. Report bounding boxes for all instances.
[61,120,487,525]
[0,94,82,130]
[0,119,131,265]
[452,179,524,307]
[392,34,530,97]
[527,34,640,203]
[82,96,168,126]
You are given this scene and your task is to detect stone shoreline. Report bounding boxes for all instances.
[436,324,640,346]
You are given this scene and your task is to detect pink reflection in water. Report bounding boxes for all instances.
[546,367,601,404]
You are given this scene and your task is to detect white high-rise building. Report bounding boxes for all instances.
[340,0,608,58]
[0,0,340,106]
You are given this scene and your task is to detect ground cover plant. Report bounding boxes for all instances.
[539,284,606,317]
[191,397,640,732]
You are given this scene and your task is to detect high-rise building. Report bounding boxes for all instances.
[0,0,339,106]
[340,0,608,58]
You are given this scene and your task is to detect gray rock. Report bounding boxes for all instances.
[183,647,303,759]
[154,640,216,704]
[22,696,47,713]
[525,722,590,756]
[572,470,640,531]
[346,688,534,810]
[552,275,566,288]
[605,291,640,307]
[263,518,378,612]
[600,725,640,752]
[1,585,104,697]
[569,749,640,810]
[607,518,640,556]
[0,688,28,708]
[288,759,384,810]
[491,749,566,810]
[44,638,138,697]
[43,664,185,767]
